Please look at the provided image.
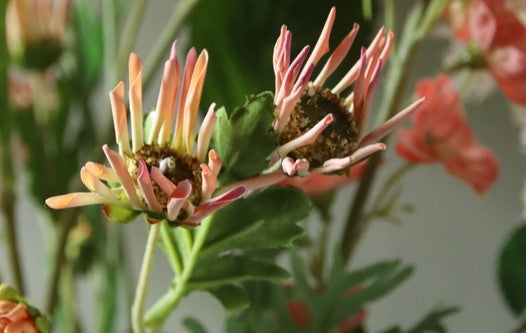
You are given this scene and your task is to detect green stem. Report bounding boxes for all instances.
[144,215,213,330]
[142,0,200,88]
[132,222,161,333]
[114,0,147,82]
[340,0,447,263]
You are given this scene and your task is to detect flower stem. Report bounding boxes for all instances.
[340,0,447,263]
[144,215,213,330]
[132,222,161,333]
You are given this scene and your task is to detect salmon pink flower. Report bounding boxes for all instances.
[45,43,246,226]
[0,284,48,333]
[6,0,70,69]
[448,0,526,105]
[396,75,499,195]
[271,7,425,177]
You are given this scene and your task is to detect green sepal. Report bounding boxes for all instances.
[102,203,138,223]
[210,92,277,185]
[498,224,526,316]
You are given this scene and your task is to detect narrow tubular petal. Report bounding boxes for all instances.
[273,26,291,94]
[359,97,426,147]
[379,31,394,65]
[173,48,197,151]
[208,149,222,177]
[276,64,315,132]
[275,45,311,106]
[352,48,368,130]
[219,172,287,194]
[277,113,334,157]
[129,53,144,152]
[196,103,217,162]
[102,145,144,209]
[314,23,360,86]
[137,159,163,212]
[332,26,386,94]
[46,193,106,209]
[167,180,192,221]
[80,167,121,204]
[110,81,131,154]
[200,164,217,198]
[183,50,209,155]
[149,58,178,144]
[183,186,247,226]
[150,166,176,195]
[85,162,119,182]
[300,7,336,79]
[313,143,386,173]
[160,42,182,143]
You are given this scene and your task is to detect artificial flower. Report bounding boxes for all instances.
[271,7,424,177]
[448,0,526,105]
[46,43,246,226]
[396,75,499,195]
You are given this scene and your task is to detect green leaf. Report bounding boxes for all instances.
[183,317,208,333]
[102,204,139,223]
[200,186,310,259]
[381,306,460,333]
[499,225,526,316]
[189,256,289,289]
[207,284,250,314]
[210,92,277,185]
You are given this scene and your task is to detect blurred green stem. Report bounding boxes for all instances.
[143,0,200,88]
[145,215,213,330]
[0,0,25,295]
[340,0,449,263]
[132,222,161,333]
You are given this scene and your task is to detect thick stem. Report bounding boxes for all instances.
[144,216,213,330]
[132,222,161,333]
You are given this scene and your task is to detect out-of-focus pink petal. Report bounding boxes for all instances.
[45,193,106,209]
[183,186,246,226]
[487,46,526,105]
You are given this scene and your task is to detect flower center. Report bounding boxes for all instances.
[133,144,202,207]
[278,84,359,169]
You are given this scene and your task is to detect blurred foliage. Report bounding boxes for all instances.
[190,0,375,110]
[498,224,526,316]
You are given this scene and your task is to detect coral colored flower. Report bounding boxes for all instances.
[46,43,246,226]
[6,0,70,69]
[0,301,39,333]
[448,0,526,105]
[396,75,499,195]
[278,161,367,196]
[271,7,424,177]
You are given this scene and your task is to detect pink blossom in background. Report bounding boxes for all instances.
[396,75,499,195]
[448,0,526,105]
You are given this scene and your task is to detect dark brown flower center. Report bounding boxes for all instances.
[133,144,202,207]
[278,84,359,169]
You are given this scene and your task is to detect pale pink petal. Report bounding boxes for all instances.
[129,53,144,152]
[149,58,178,144]
[300,7,336,79]
[46,193,106,209]
[359,97,426,147]
[273,26,291,93]
[219,172,287,194]
[352,48,368,130]
[173,48,197,150]
[314,23,360,86]
[313,143,386,173]
[183,186,247,226]
[276,113,334,156]
[167,180,192,221]
[196,103,217,162]
[137,159,162,212]
[276,45,310,106]
[85,162,119,182]
[110,81,131,154]
[80,167,121,205]
[182,50,208,155]
[102,144,144,209]
[282,157,310,177]
[208,150,222,177]
[150,166,177,195]
[200,164,217,198]
[160,42,182,143]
